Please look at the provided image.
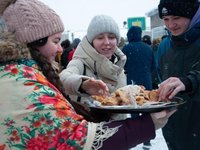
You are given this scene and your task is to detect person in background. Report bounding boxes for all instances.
[122,26,157,150]
[118,36,126,50]
[60,39,72,69]
[68,38,81,62]
[142,35,152,45]
[151,38,160,61]
[158,0,200,149]
[0,0,175,149]
[122,26,156,90]
[61,38,71,49]
[151,38,161,89]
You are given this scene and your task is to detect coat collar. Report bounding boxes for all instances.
[171,20,200,47]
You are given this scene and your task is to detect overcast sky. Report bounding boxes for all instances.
[40,0,160,38]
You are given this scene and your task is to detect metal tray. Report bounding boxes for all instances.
[88,97,186,113]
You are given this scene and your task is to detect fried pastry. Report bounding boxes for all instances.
[148,90,159,101]
[91,85,159,106]
[91,95,119,106]
[135,96,148,106]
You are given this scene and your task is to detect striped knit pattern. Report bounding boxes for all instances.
[1,0,64,43]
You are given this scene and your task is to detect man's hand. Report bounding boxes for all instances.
[158,77,185,100]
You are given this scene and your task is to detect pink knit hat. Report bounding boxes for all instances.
[0,0,64,43]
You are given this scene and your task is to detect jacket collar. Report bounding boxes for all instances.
[172,22,200,47]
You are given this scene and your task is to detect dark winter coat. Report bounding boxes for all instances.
[122,26,156,90]
[61,46,73,69]
[160,22,200,150]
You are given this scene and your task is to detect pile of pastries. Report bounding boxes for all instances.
[91,85,159,106]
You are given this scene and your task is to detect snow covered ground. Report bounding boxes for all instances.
[131,129,168,150]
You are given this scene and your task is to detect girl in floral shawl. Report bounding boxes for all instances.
[0,0,175,149]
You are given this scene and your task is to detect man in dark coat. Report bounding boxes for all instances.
[122,26,156,90]
[158,0,200,149]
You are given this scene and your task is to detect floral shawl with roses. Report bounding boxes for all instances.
[0,30,119,150]
[0,59,119,150]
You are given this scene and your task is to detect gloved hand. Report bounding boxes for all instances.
[150,109,176,130]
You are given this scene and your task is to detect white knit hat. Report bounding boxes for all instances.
[0,0,64,43]
[87,15,120,43]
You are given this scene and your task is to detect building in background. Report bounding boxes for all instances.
[146,8,167,40]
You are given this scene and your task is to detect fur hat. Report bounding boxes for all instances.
[0,0,64,43]
[158,0,199,19]
[86,15,120,43]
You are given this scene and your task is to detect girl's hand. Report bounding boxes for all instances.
[81,78,109,96]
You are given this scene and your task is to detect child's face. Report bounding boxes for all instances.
[38,32,63,62]
[92,32,117,59]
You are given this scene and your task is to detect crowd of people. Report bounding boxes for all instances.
[0,0,199,150]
